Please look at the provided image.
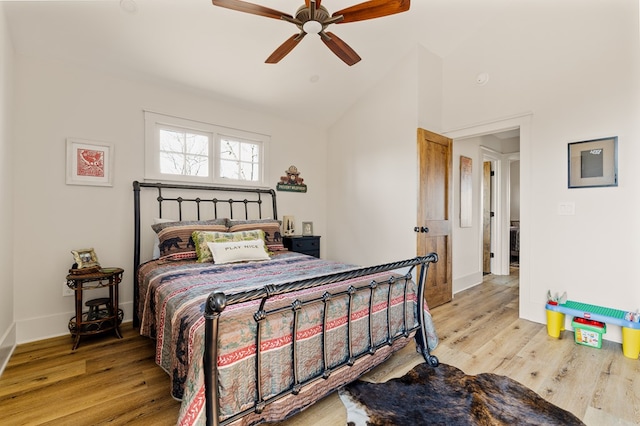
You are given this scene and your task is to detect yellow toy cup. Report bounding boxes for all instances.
[546,310,565,338]
[622,327,640,359]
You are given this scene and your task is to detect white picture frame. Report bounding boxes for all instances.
[302,221,313,236]
[66,138,114,186]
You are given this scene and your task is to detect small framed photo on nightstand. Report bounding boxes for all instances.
[71,248,100,269]
[302,221,313,236]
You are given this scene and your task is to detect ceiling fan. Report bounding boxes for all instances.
[211,0,410,66]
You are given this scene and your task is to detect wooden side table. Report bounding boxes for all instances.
[66,267,124,350]
[283,235,321,258]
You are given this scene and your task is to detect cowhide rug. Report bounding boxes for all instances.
[339,363,585,426]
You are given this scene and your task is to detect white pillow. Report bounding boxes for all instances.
[207,239,270,264]
[152,218,177,259]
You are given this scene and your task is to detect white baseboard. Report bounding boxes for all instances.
[453,271,483,295]
[16,301,133,344]
[0,322,16,376]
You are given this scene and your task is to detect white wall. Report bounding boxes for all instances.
[442,0,640,342]
[0,4,15,372]
[417,46,444,133]
[326,45,443,266]
[12,55,328,343]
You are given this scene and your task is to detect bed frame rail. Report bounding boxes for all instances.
[204,253,439,426]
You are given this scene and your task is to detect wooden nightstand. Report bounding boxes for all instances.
[283,235,321,258]
[66,267,124,350]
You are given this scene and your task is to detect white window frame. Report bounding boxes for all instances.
[144,111,270,187]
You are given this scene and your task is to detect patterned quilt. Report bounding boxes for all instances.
[137,252,437,425]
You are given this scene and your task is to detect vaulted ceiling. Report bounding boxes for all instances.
[4,0,502,127]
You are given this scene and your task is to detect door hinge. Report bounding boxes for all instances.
[490,252,494,258]
[490,211,495,217]
[490,171,495,177]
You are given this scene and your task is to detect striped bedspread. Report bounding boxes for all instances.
[137,252,436,425]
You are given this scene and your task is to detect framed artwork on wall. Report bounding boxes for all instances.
[66,138,114,186]
[459,156,473,228]
[568,136,618,188]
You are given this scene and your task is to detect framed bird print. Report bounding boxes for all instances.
[66,138,114,186]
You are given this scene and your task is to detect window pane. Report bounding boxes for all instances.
[185,155,209,177]
[160,152,183,175]
[220,159,239,180]
[219,137,260,181]
[240,143,259,162]
[220,139,239,160]
[159,128,209,177]
[186,134,209,154]
[160,152,208,176]
[240,162,259,181]
[160,130,185,152]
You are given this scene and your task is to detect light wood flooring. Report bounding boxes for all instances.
[1,268,638,425]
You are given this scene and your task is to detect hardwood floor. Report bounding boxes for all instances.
[1,268,638,425]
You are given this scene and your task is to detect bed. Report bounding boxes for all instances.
[132,181,439,426]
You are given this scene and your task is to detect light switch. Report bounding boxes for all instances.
[558,202,575,215]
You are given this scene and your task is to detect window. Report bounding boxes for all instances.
[159,126,210,177]
[145,111,269,186]
[219,136,261,182]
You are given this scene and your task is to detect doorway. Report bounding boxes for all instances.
[478,139,519,276]
[482,160,492,275]
[444,113,530,315]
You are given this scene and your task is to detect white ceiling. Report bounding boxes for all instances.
[3,0,503,128]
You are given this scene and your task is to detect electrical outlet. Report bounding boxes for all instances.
[62,280,74,297]
[558,202,575,216]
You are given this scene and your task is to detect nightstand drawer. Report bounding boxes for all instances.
[283,236,321,258]
[290,237,319,252]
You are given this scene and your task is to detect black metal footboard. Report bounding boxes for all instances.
[204,253,439,426]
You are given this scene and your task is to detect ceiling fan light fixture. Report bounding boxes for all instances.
[303,20,322,35]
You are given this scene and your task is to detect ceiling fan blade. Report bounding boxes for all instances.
[265,34,305,64]
[212,0,292,20]
[333,0,410,23]
[320,32,361,66]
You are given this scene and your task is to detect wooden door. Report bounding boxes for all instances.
[482,161,492,274]
[417,128,453,308]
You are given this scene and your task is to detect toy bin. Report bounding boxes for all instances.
[622,327,640,359]
[572,318,606,349]
[546,309,565,338]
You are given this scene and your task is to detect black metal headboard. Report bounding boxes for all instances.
[132,180,278,326]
